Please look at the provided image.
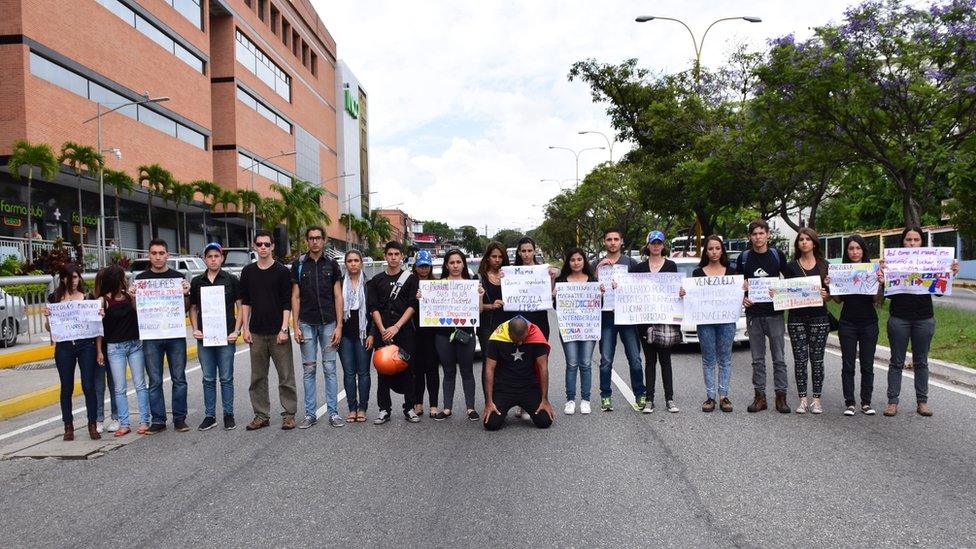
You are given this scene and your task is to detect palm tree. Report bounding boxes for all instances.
[138,164,174,239]
[214,190,240,245]
[102,168,134,250]
[236,189,262,244]
[168,182,196,252]
[271,177,329,253]
[256,197,285,232]
[58,142,104,246]
[191,180,222,242]
[7,140,59,261]
[361,208,394,254]
[339,212,368,249]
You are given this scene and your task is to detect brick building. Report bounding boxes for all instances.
[0,0,352,255]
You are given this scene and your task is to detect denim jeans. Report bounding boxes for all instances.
[300,322,339,417]
[54,339,98,424]
[197,341,236,418]
[143,338,188,425]
[838,319,878,406]
[746,315,789,393]
[598,311,644,399]
[106,340,150,427]
[561,339,595,401]
[93,360,118,422]
[339,334,371,413]
[886,316,935,404]
[698,323,736,400]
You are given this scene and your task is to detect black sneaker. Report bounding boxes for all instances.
[198,417,217,431]
[467,410,480,421]
[174,420,190,432]
[404,409,421,423]
[373,410,391,425]
[434,411,452,421]
[223,415,236,430]
[146,423,167,435]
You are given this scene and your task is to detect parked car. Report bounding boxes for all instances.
[129,256,206,280]
[672,257,749,346]
[221,248,257,268]
[0,288,28,347]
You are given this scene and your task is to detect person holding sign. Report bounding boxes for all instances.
[630,231,680,414]
[736,219,791,414]
[430,250,483,421]
[684,236,737,413]
[882,226,960,417]
[44,265,100,441]
[483,317,554,431]
[477,242,510,397]
[338,250,374,423]
[411,250,440,418]
[189,243,242,431]
[776,229,831,415]
[553,247,600,415]
[828,235,884,416]
[135,239,191,434]
[591,228,641,413]
[511,237,555,340]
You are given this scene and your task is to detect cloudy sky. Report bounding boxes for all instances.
[313,0,860,235]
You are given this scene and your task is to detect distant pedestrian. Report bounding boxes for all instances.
[553,247,599,416]
[338,250,373,423]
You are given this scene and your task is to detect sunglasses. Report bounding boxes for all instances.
[254,242,273,248]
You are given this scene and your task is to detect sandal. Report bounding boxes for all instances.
[137,424,149,435]
[346,411,357,423]
[355,410,366,422]
[114,427,131,437]
[428,407,439,418]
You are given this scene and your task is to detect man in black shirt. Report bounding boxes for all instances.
[240,230,298,430]
[135,239,191,434]
[736,220,791,413]
[366,241,420,424]
[483,317,554,431]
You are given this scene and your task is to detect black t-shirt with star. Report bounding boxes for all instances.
[487,340,549,392]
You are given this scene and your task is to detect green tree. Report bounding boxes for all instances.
[102,168,134,250]
[360,209,394,257]
[272,178,329,253]
[58,142,104,245]
[167,181,196,252]
[139,164,174,239]
[491,229,525,250]
[256,197,285,232]
[191,180,222,242]
[421,220,455,242]
[7,140,59,261]
[340,212,368,249]
[215,189,241,246]
[456,225,487,255]
[236,189,262,244]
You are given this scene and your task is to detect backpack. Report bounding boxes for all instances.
[740,247,782,274]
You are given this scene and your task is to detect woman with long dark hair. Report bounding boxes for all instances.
[411,250,440,418]
[43,264,100,441]
[780,228,831,414]
[477,241,510,357]
[632,231,679,414]
[96,264,150,436]
[433,250,482,421]
[830,234,883,416]
[512,237,554,340]
[554,247,598,415]
[883,226,960,416]
[338,250,374,423]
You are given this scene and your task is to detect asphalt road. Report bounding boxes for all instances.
[935,286,976,312]
[2,317,976,547]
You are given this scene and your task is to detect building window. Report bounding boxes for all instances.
[235,29,291,101]
[169,0,203,29]
[257,0,266,21]
[270,4,279,35]
[292,31,300,57]
[301,42,309,67]
[238,152,294,186]
[29,51,208,150]
[310,52,317,77]
[281,20,290,47]
[96,0,206,73]
[235,86,292,133]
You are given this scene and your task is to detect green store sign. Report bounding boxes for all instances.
[344,88,360,119]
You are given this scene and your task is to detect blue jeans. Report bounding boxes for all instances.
[143,338,188,425]
[561,339,595,401]
[93,360,118,422]
[197,342,236,417]
[300,322,339,417]
[698,323,736,400]
[598,312,644,399]
[339,334,371,413]
[106,340,150,427]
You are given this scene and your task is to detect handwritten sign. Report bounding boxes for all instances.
[747,277,774,303]
[883,247,954,296]
[683,275,744,326]
[597,264,630,311]
[771,276,823,311]
[48,300,103,342]
[828,263,880,296]
[501,265,552,312]
[200,286,228,347]
[419,280,480,328]
[135,278,186,340]
[555,282,602,342]
[614,273,684,325]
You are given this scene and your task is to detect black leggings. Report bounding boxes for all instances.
[485,388,552,431]
[413,331,439,408]
[435,333,476,411]
[640,339,673,402]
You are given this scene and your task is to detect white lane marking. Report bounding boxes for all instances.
[610,369,637,407]
[823,347,976,399]
[0,348,358,442]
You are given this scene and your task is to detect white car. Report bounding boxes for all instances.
[129,256,206,281]
[672,257,750,346]
[0,288,29,347]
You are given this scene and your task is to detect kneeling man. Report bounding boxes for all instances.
[484,316,554,431]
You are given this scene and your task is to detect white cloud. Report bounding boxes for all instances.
[313,0,858,234]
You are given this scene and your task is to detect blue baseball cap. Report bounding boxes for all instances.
[415,250,433,266]
[646,230,666,244]
[203,242,223,254]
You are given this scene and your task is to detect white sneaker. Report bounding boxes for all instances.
[795,397,808,414]
[564,401,576,415]
[106,419,120,432]
[844,406,856,416]
[642,401,654,414]
[96,421,104,433]
[579,401,591,415]
[666,400,680,413]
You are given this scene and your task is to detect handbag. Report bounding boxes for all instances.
[647,324,683,349]
[451,328,473,345]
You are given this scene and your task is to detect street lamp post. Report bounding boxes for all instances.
[547,146,604,245]
[243,150,296,243]
[578,131,617,162]
[83,93,169,264]
[634,15,762,253]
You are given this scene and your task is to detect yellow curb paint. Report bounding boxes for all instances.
[0,345,55,369]
[0,343,203,421]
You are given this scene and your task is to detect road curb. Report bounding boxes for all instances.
[0,345,55,369]
[825,334,976,389]
[0,344,201,421]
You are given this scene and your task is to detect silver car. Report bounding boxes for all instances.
[0,288,29,347]
[129,256,206,281]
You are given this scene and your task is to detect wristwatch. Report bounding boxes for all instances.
[280,328,290,335]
